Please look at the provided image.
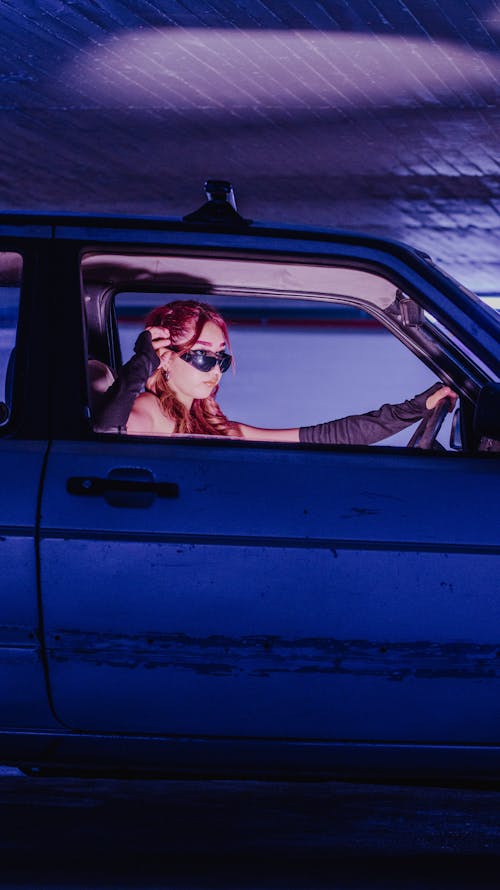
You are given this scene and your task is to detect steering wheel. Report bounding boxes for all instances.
[407,397,452,449]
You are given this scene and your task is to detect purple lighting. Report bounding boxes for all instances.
[62,30,500,112]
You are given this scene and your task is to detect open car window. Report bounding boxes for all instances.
[113,291,444,448]
[82,249,488,450]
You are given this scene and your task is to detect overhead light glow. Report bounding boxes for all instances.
[61,30,500,111]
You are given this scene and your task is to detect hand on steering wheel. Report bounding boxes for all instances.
[407,397,454,449]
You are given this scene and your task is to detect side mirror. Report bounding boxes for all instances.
[474,382,500,441]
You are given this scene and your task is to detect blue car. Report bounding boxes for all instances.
[1,183,499,781]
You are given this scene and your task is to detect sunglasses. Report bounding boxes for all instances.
[168,346,232,373]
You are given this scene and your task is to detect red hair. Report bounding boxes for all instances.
[144,300,240,437]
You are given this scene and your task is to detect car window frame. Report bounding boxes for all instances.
[80,246,493,456]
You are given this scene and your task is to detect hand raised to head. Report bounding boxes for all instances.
[146,325,171,360]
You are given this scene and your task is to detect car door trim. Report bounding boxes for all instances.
[38,528,500,556]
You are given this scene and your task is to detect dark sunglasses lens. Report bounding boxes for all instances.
[189,353,216,372]
[181,350,232,373]
[219,354,232,373]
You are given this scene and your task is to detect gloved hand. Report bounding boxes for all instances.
[92,330,160,432]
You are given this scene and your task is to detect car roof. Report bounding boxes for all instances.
[1,207,499,377]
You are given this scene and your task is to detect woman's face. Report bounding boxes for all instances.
[163,320,227,407]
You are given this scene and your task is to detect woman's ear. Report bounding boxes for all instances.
[159,351,172,371]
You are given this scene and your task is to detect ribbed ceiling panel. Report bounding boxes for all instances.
[0,0,498,288]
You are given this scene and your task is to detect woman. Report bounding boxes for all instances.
[94,299,456,444]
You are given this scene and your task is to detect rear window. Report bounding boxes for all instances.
[0,252,22,427]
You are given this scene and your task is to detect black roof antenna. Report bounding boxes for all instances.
[183,180,251,227]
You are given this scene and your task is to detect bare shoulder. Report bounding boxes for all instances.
[127,392,175,435]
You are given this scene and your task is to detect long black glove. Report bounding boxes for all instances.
[299,383,442,446]
[92,331,160,432]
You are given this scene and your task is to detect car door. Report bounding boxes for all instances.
[38,230,500,748]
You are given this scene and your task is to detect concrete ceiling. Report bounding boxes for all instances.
[0,0,499,292]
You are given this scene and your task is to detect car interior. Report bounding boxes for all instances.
[81,249,496,451]
[0,247,497,450]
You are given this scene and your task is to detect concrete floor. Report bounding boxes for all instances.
[1,772,500,888]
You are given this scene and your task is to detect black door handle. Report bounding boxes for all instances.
[67,476,179,499]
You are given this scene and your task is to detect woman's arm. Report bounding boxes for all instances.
[237,423,300,442]
[92,327,169,432]
[237,385,456,445]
